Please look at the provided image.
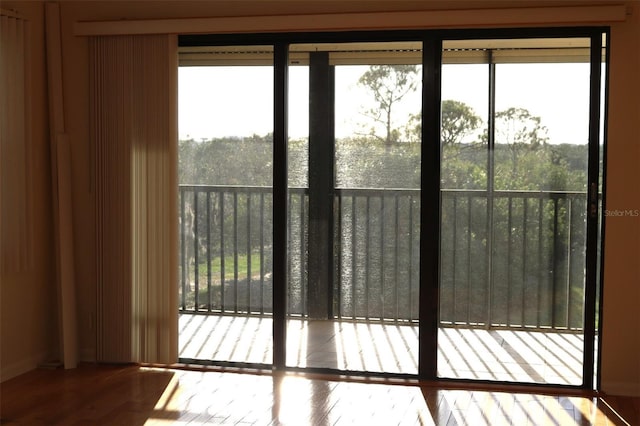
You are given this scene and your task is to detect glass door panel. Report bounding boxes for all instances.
[438,38,591,385]
[178,47,274,365]
[286,42,422,374]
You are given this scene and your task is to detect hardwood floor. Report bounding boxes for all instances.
[1,364,638,425]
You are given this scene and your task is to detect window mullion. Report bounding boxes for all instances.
[273,41,289,370]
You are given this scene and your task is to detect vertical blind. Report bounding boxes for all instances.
[91,34,178,363]
[0,11,32,274]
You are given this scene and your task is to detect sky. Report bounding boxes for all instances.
[178,62,591,145]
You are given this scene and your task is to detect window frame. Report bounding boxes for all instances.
[178,26,609,391]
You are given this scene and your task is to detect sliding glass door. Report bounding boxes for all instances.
[285,42,422,374]
[178,47,274,365]
[176,28,607,388]
[438,36,601,385]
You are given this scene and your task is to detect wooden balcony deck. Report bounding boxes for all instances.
[179,313,584,386]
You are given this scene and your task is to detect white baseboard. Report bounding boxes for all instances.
[0,351,49,383]
[602,381,640,397]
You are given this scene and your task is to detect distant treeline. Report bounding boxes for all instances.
[179,135,588,192]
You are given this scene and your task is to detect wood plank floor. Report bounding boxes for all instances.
[179,314,583,385]
[1,364,638,425]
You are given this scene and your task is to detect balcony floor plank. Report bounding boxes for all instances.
[179,313,584,385]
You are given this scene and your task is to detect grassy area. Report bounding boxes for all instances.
[192,253,266,281]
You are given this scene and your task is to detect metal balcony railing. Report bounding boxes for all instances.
[179,185,587,331]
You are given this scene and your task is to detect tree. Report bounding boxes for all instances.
[405,99,482,146]
[358,65,419,146]
[493,107,549,185]
[439,100,484,189]
[494,107,548,147]
[441,100,482,146]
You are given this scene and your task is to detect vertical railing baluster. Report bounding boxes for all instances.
[552,198,560,328]
[220,192,225,313]
[336,193,343,320]
[452,196,457,323]
[180,188,186,311]
[409,195,414,321]
[485,191,493,329]
[300,191,306,317]
[467,196,472,325]
[537,197,543,328]
[380,195,385,321]
[522,196,528,327]
[259,192,265,315]
[507,196,513,326]
[351,195,357,320]
[287,192,292,315]
[247,194,252,314]
[233,192,238,313]
[206,191,212,312]
[194,190,199,312]
[365,196,370,320]
[566,197,573,328]
[394,194,399,322]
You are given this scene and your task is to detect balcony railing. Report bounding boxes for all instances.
[179,185,587,331]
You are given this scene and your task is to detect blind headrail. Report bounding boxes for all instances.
[74,5,626,37]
